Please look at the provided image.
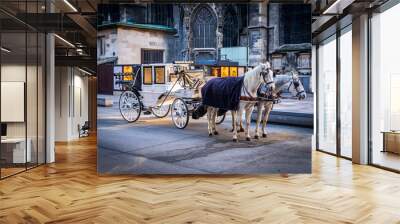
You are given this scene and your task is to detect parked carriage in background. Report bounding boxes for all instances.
[116,63,225,129]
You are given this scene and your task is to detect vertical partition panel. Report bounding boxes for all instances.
[370,3,400,171]
[317,35,337,154]
[0,1,47,179]
[339,27,353,158]
[1,30,28,177]
[27,31,38,168]
[38,32,46,165]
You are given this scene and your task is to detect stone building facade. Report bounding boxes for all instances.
[97,3,312,92]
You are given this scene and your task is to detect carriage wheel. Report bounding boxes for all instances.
[119,91,141,123]
[171,98,189,129]
[151,105,171,118]
[216,113,226,125]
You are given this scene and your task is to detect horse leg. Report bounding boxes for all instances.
[232,110,238,142]
[233,105,242,132]
[212,108,218,135]
[230,110,235,132]
[245,104,254,141]
[237,103,245,132]
[207,107,213,136]
[239,108,245,132]
[254,102,263,139]
[262,103,273,138]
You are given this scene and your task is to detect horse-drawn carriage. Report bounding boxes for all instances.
[115,61,306,141]
[117,63,225,129]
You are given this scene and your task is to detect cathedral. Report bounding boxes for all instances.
[97,3,311,92]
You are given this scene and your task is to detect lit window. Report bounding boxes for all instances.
[154,67,165,84]
[143,67,153,85]
[211,67,220,77]
[230,67,238,77]
[221,67,229,77]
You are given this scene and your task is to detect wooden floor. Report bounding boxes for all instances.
[1,135,400,224]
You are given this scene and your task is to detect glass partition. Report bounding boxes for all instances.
[339,26,352,158]
[317,35,337,154]
[370,3,400,171]
[38,32,46,165]
[0,1,46,179]
[1,31,28,177]
[27,31,38,169]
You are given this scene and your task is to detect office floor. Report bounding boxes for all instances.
[1,163,44,179]
[0,167,25,178]
[0,135,400,223]
[372,150,400,171]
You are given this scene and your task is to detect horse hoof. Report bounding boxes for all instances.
[254,135,259,139]
[213,131,219,135]
[233,138,238,142]
[209,133,212,137]
[246,137,251,141]
[240,128,245,132]
[262,134,267,138]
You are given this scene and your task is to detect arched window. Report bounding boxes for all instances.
[223,8,239,47]
[192,6,217,48]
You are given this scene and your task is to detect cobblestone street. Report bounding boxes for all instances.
[97,98,312,174]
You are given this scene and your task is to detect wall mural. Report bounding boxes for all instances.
[97,3,312,174]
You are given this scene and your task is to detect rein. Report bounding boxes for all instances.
[241,84,257,101]
[240,68,271,101]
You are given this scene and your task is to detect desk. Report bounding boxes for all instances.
[382,131,400,154]
[1,138,31,163]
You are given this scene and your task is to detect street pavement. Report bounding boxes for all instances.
[97,98,312,174]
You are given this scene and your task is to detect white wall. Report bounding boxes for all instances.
[54,67,89,141]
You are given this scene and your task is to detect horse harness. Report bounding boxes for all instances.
[287,77,305,97]
[240,70,274,102]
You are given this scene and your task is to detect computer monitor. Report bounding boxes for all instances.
[1,123,7,137]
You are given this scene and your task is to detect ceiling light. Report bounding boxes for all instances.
[54,34,75,48]
[1,47,11,53]
[63,0,78,12]
[322,0,354,15]
[78,67,92,76]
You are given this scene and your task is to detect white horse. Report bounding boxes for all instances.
[235,64,275,141]
[206,63,272,142]
[254,71,306,138]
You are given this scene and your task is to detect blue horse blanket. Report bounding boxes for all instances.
[201,77,244,111]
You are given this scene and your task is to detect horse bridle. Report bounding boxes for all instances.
[243,68,274,99]
[287,75,305,97]
[261,69,274,88]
